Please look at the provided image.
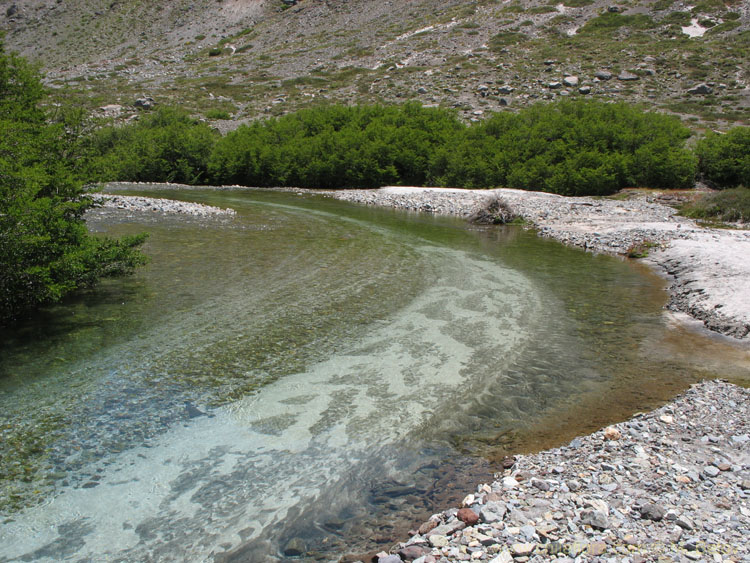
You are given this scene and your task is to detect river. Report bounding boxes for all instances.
[1,187,747,562]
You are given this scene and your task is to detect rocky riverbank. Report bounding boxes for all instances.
[322,187,750,340]
[368,380,749,563]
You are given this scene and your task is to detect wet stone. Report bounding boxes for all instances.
[283,537,306,557]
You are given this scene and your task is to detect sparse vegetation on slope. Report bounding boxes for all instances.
[2,0,748,127]
[680,187,750,223]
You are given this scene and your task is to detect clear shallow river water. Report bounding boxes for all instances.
[1,187,748,562]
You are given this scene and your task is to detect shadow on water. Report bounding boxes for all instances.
[1,186,748,562]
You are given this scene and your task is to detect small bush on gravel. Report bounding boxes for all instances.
[469,196,518,224]
[680,187,750,223]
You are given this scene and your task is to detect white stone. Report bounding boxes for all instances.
[489,551,513,563]
[429,535,449,548]
[502,476,519,489]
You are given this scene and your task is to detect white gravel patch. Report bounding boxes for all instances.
[92,194,236,217]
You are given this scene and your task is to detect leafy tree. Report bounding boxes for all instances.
[0,41,146,326]
[696,127,750,188]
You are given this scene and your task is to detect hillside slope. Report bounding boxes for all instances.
[2,0,749,126]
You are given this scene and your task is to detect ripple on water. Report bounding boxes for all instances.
[2,189,746,562]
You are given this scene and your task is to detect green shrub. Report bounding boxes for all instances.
[207,102,464,188]
[680,187,750,222]
[579,12,658,34]
[0,42,146,325]
[86,107,219,184]
[663,11,692,25]
[653,0,675,10]
[205,108,232,120]
[705,20,741,34]
[527,5,558,13]
[488,31,528,50]
[696,127,750,188]
[429,100,696,195]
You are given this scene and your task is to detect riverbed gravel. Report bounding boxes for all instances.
[91,193,236,217]
[370,379,749,563]
[321,187,750,340]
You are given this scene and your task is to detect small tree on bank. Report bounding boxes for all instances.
[0,41,147,326]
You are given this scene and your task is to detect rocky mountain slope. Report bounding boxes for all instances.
[2,0,749,127]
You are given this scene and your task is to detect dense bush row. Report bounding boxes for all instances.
[429,101,697,194]
[85,107,219,185]
[85,101,748,195]
[208,103,463,188]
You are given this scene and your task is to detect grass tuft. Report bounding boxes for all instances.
[680,188,750,223]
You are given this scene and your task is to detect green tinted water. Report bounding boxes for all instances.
[1,187,747,561]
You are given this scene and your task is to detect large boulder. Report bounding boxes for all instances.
[134,96,155,109]
[617,71,640,81]
[687,83,713,95]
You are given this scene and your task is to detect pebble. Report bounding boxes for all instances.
[703,465,721,478]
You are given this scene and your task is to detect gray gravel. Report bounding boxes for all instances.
[374,380,749,563]
[322,187,750,340]
[91,193,236,217]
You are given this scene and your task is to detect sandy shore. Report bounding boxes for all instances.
[322,187,750,341]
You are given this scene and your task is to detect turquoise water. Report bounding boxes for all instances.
[1,187,747,562]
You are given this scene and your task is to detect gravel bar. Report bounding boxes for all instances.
[91,193,236,217]
[373,380,749,563]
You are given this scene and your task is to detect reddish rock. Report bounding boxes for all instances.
[417,519,438,535]
[604,426,622,440]
[398,545,427,560]
[457,507,480,525]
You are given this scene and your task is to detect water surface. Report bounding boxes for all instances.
[1,187,747,562]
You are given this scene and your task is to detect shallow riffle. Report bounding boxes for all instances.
[1,187,748,562]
